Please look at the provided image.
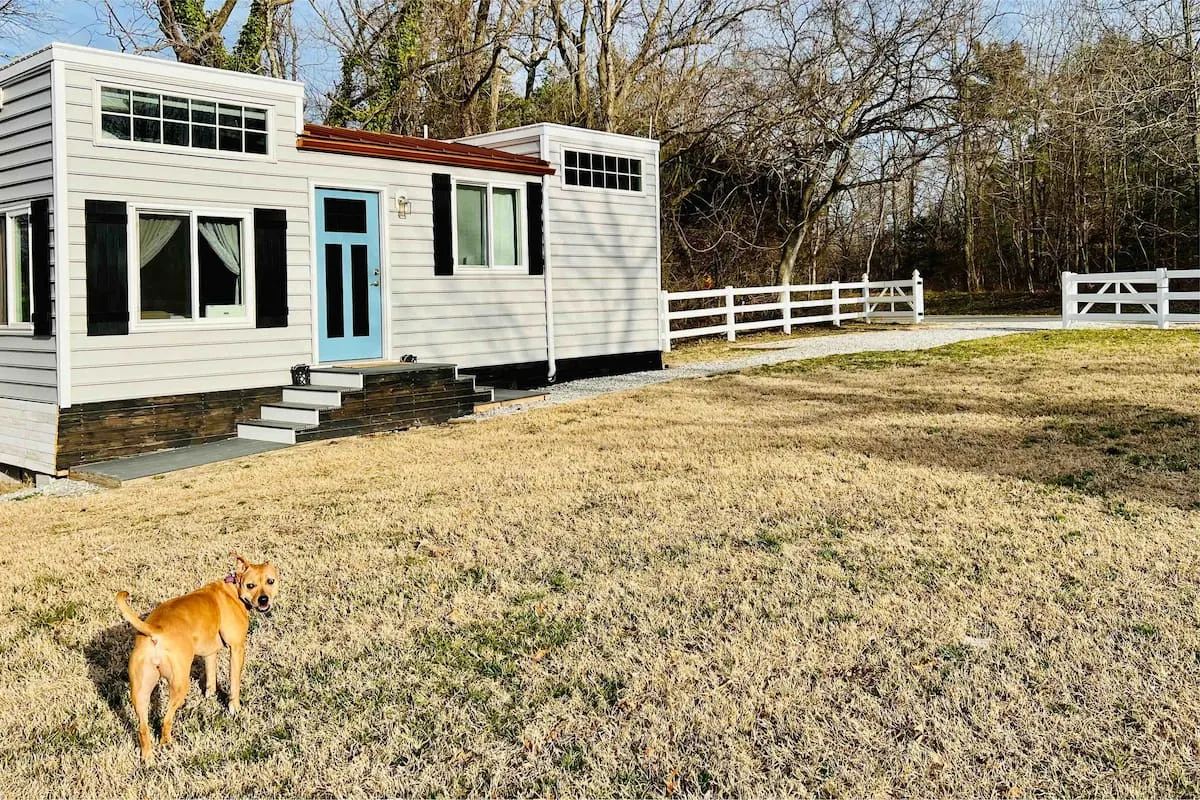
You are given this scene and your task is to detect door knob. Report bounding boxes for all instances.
[371,267,381,288]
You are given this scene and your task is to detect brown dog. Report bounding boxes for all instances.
[115,553,279,764]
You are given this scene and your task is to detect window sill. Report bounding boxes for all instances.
[129,318,256,333]
[560,182,646,197]
[453,265,530,274]
[0,324,35,334]
[93,137,276,164]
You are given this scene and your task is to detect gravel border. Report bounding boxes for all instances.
[471,317,1060,419]
[0,478,103,502]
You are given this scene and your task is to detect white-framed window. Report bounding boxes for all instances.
[99,85,270,156]
[564,149,643,192]
[129,207,255,327]
[0,206,32,328]
[453,181,524,269]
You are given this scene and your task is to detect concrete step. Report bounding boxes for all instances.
[237,418,312,445]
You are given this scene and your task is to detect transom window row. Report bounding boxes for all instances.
[100,87,269,155]
[564,149,642,192]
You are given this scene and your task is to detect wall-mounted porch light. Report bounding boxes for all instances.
[395,192,411,219]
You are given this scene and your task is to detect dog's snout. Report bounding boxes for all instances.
[257,595,269,607]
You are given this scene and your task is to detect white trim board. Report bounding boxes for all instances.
[52,56,70,408]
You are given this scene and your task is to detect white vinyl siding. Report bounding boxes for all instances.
[457,125,662,362]
[282,154,549,369]
[55,47,659,407]
[60,53,310,404]
[0,55,57,404]
[60,48,550,398]
[544,132,660,360]
[0,395,57,473]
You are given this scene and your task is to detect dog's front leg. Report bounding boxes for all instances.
[228,643,245,714]
[204,653,218,697]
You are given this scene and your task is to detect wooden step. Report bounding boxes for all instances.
[473,388,548,413]
[281,385,344,407]
[236,418,313,445]
[260,402,329,425]
[307,369,364,390]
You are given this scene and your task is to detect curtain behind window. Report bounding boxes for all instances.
[139,215,183,267]
[138,214,190,319]
[199,218,242,302]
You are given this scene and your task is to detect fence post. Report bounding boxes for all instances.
[862,272,871,323]
[660,290,672,352]
[1157,267,1170,329]
[1061,271,1074,329]
[725,285,736,342]
[781,281,792,334]
[912,270,924,324]
[831,281,841,327]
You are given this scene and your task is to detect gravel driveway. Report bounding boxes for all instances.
[475,316,1060,417]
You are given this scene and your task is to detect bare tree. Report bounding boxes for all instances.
[99,0,298,76]
[0,0,45,53]
[720,0,980,283]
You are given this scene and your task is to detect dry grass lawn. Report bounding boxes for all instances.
[1,329,1199,797]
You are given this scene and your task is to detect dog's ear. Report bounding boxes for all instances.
[230,552,249,574]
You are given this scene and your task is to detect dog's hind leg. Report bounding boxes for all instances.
[203,653,217,697]
[159,657,190,747]
[129,656,158,764]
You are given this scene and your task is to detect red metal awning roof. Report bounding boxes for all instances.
[296,124,555,176]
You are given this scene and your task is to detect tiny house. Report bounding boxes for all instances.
[0,43,663,476]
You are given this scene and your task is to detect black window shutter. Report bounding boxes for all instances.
[432,173,453,276]
[85,200,130,336]
[254,208,288,328]
[85,200,131,336]
[30,198,51,337]
[526,182,545,276]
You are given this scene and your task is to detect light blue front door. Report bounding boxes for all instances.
[316,189,383,362]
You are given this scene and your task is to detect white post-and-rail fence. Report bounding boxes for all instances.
[1062,268,1200,329]
[660,271,923,351]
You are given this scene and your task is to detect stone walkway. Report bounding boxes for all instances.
[473,316,1060,417]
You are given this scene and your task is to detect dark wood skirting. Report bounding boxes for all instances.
[294,370,489,443]
[56,367,492,470]
[463,350,664,390]
[55,351,658,470]
[57,386,283,470]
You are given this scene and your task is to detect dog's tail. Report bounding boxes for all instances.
[115,592,159,640]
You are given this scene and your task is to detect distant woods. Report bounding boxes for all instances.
[90,0,1200,291]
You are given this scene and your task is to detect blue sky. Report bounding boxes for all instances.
[3,0,339,95]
